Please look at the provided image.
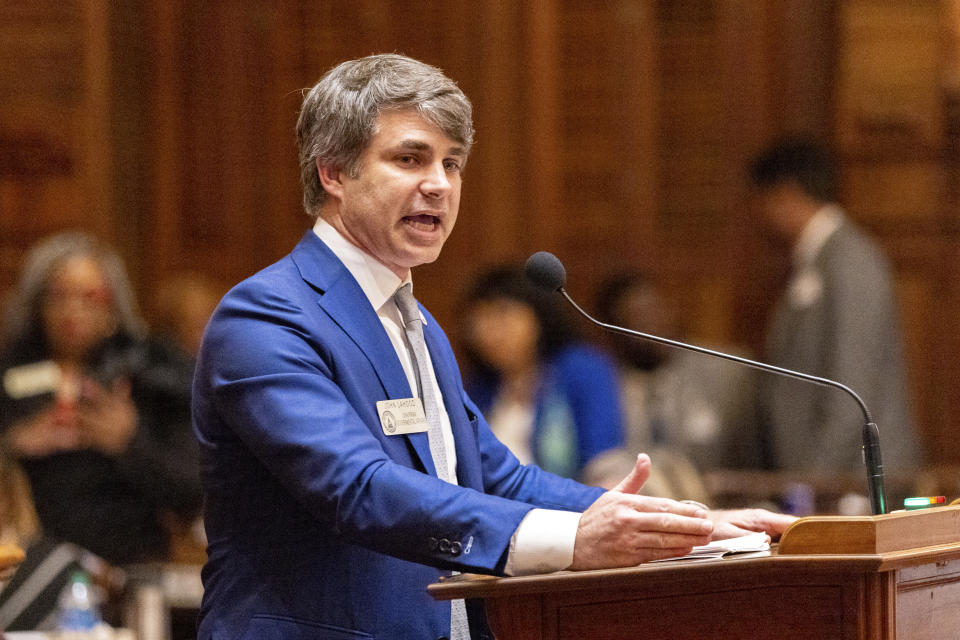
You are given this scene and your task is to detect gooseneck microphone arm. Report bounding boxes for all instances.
[525,251,886,515]
[558,288,873,418]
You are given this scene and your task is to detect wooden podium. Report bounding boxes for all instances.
[429,506,960,640]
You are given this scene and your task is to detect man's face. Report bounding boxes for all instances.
[753,181,808,245]
[320,109,466,278]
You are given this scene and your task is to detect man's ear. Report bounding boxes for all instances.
[317,160,345,200]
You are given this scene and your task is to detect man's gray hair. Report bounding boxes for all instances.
[2,231,146,346]
[296,53,474,217]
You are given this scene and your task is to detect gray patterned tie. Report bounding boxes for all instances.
[393,283,470,640]
[394,283,452,482]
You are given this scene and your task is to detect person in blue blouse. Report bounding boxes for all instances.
[461,266,624,480]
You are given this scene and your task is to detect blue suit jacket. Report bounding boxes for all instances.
[192,232,603,640]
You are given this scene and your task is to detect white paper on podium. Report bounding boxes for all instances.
[649,531,771,563]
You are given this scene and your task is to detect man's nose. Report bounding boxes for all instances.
[420,162,451,198]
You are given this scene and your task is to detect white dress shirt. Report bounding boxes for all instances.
[313,218,581,575]
[787,205,843,309]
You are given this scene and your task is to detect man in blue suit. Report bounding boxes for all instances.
[192,54,794,640]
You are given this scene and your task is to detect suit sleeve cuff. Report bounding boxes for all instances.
[504,508,582,576]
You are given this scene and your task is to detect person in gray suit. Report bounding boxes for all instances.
[750,138,920,478]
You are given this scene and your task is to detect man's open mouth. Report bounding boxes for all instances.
[403,214,441,231]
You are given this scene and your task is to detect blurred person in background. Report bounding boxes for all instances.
[0,448,39,551]
[149,272,222,564]
[151,272,222,361]
[0,448,117,631]
[749,138,920,476]
[583,273,760,500]
[460,265,624,480]
[0,231,201,567]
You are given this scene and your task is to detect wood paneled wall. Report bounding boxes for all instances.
[0,1,114,289]
[834,0,958,465]
[1,0,957,464]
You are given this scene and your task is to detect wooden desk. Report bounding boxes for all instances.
[429,508,960,640]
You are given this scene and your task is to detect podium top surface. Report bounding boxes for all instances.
[429,506,960,602]
[778,504,960,555]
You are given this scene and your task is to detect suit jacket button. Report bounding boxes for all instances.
[438,538,451,553]
[450,541,462,556]
[428,537,439,551]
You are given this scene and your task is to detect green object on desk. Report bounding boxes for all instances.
[904,496,946,510]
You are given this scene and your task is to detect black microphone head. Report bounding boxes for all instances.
[525,251,566,292]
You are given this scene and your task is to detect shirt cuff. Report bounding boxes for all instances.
[504,508,582,576]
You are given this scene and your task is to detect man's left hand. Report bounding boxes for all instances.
[707,508,797,541]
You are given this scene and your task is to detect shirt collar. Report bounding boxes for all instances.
[312,218,420,318]
[794,204,843,268]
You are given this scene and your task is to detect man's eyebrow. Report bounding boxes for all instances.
[395,139,467,157]
[396,139,430,151]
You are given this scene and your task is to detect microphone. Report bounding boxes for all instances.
[524,251,887,515]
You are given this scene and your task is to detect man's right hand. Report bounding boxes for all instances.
[570,453,713,570]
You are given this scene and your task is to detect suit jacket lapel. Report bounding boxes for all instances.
[290,232,438,477]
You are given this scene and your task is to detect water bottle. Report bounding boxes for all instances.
[56,570,102,632]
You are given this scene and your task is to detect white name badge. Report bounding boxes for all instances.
[376,398,429,436]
